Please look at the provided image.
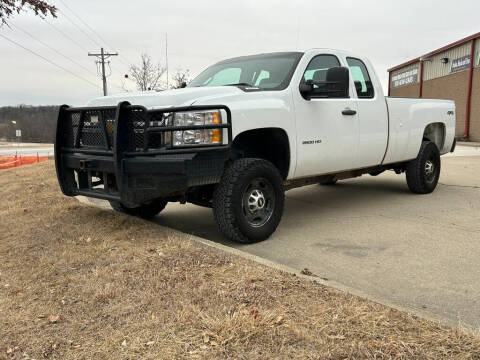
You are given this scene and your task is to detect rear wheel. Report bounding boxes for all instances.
[109,199,167,219]
[212,158,284,244]
[406,141,441,194]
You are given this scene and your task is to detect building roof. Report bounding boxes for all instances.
[388,32,480,72]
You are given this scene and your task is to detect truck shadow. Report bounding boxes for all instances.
[152,175,412,247]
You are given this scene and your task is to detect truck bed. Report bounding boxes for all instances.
[382,97,455,165]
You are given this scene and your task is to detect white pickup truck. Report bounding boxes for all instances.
[55,49,456,243]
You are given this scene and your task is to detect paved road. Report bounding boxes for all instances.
[0,147,53,156]
[152,152,480,328]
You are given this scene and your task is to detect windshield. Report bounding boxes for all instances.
[189,52,303,90]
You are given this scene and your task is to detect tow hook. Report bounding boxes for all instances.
[79,159,91,170]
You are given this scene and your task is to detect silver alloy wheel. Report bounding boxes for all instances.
[247,189,266,212]
[242,178,275,228]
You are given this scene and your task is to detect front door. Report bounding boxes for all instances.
[293,54,359,178]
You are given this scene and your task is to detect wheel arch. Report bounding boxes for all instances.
[231,127,290,179]
[423,122,446,151]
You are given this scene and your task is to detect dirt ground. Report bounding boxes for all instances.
[1,162,479,360]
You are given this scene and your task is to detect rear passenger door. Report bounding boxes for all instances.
[346,57,388,167]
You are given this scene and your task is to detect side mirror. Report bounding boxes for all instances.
[300,67,350,99]
[180,81,187,88]
[299,80,314,98]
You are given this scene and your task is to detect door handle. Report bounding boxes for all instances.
[342,109,357,116]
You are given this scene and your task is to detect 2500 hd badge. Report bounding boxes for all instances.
[302,139,322,145]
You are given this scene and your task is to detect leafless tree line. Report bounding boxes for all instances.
[0,105,58,143]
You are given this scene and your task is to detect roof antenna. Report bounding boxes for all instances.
[165,33,169,89]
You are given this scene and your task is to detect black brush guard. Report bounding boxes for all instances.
[55,101,232,207]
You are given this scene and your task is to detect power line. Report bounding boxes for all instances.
[40,17,127,90]
[42,18,89,53]
[56,0,109,48]
[116,55,133,69]
[0,33,101,90]
[56,8,102,48]
[110,63,127,75]
[99,62,128,91]
[11,23,98,78]
[40,19,125,92]
[55,0,134,67]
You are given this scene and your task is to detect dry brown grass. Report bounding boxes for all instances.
[1,162,479,360]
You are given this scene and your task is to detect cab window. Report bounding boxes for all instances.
[254,70,270,86]
[202,68,241,86]
[346,57,374,98]
[189,52,303,90]
[302,55,341,97]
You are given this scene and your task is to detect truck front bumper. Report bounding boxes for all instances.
[55,102,231,207]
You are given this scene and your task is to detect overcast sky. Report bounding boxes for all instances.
[0,0,479,106]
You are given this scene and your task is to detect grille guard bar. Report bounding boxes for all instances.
[55,101,232,202]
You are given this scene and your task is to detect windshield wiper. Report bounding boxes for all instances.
[223,83,256,87]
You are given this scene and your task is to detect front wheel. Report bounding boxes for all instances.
[109,199,167,219]
[406,141,441,194]
[212,158,285,244]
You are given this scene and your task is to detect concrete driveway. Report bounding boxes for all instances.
[153,152,480,328]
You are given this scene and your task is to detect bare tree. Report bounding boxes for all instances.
[171,69,190,89]
[0,0,56,26]
[129,53,166,91]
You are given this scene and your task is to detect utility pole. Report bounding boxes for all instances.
[88,47,118,96]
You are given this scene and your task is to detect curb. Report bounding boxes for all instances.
[457,141,480,148]
[185,230,463,330]
[76,196,467,331]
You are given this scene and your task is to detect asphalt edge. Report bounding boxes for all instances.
[457,141,480,148]
[183,230,469,331]
[76,195,473,333]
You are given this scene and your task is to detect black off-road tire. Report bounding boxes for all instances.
[212,158,285,244]
[109,201,137,216]
[109,199,167,219]
[406,141,441,194]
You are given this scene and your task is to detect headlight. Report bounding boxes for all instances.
[170,110,223,146]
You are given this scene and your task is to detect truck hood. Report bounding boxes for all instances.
[85,86,244,109]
